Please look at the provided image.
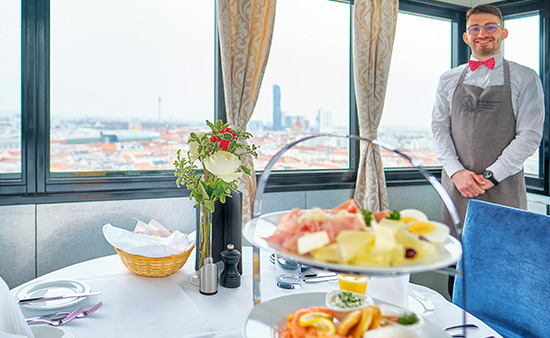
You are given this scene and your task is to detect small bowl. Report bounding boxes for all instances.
[325,289,375,320]
[363,326,421,338]
[378,304,424,331]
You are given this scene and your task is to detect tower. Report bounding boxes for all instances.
[273,85,282,131]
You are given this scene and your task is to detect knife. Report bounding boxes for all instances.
[18,292,102,303]
[303,274,338,283]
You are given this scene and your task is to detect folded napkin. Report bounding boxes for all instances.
[102,219,194,258]
[0,277,34,338]
[368,274,410,309]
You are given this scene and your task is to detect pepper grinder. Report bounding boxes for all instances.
[199,257,218,295]
[220,244,241,288]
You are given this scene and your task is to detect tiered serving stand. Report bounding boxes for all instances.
[242,134,467,337]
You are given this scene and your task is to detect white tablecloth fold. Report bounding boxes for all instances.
[0,277,34,338]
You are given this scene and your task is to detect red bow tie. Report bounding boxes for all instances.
[468,58,495,71]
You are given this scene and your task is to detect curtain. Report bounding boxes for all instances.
[352,0,398,212]
[217,0,276,225]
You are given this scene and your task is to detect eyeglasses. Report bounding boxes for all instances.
[467,23,503,35]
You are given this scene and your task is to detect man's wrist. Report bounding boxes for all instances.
[483,170,499,185]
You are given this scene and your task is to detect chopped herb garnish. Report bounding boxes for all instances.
[397,312,418,325]
[361,209,373,226]
[334,291,363,308]
[388,210,401,220]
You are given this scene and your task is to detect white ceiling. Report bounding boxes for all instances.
[434,0,500,6]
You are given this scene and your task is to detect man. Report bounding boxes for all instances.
[431,4,544,236]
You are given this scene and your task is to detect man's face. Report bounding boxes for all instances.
[463,13,508,60]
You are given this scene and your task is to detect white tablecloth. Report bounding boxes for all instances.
[11,247,501,338]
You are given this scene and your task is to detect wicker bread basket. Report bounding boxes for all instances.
[114,244,195,277]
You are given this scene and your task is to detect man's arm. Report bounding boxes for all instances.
[431,72,464,177]
[484,67,544,182]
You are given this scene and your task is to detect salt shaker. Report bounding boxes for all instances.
[220,244,241,288]
[199,257,218,295]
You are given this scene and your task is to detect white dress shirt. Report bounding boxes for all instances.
[431,53,544,182]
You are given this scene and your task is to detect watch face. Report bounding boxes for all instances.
[483,170,492,179]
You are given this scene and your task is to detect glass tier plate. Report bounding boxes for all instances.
[243,292,450,338]
[243,210,462,275]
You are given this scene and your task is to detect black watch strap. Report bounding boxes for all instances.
[483,170,499,186]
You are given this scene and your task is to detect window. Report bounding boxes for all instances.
[2,0,548,203]
[502,14,541,177]
[381,12,452,169]
[49,0,215,176]
[251,0,351,171]
[0,0,21,177]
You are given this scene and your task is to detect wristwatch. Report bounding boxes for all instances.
[483,170,499,186]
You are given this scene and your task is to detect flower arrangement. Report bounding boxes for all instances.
[174,120,258,269]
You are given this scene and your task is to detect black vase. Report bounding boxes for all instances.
[195,189,243,274]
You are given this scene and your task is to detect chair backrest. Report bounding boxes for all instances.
[453,200,550,338]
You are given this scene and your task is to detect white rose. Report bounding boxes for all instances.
[204,151,243,183]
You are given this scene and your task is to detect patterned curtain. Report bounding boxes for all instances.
[217,0,276,225]
[352,0,398,212]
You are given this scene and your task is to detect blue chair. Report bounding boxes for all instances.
[453,200,550,338]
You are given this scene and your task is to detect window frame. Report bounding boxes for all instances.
[1,0,548,206]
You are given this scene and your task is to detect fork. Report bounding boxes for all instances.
[26,302,103,322]
[26,305,83,326]
[445,323,479,331]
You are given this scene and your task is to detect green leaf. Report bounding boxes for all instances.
[241,165,251,175]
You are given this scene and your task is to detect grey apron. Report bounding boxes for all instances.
[441,60,527,237]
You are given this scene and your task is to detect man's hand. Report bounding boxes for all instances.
[477,174,496,190]
[451,169,486,198]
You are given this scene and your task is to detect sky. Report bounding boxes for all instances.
[0,0,540,130]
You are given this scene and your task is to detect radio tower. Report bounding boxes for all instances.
[158,95,162,121]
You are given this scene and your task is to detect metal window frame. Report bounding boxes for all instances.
[2,0,548,206]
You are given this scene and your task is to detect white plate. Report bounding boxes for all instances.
[16,279,91,310]
[30,325,75,338]
[243,211,462,275]
[242,292,448,338]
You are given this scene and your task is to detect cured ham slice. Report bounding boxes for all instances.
[264,200,368,254]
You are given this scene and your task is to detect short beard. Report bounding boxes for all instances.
[472,38,500,58]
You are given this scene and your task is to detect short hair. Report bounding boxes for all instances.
[466,4,503,25]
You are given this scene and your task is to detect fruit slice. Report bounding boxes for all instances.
[310,317,336,335]
[298,312,334,326]
[336,230,375,263]
[311,243,342,263]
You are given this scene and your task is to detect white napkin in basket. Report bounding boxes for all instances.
[102,220,194,258]
[0,277,34,338]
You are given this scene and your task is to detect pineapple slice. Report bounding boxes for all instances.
[370,225,396,255]
[395,229,436,262]
[311,243,342,263]
[336,230,375,263]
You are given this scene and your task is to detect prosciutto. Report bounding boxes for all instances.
[264,200,367,254]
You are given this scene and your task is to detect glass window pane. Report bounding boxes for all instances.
[381,13,452,168]
[252,0,350,171]
[0,0,22,176]
[503,14,541,177]
[50,0,214,174]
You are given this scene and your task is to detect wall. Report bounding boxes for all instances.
[1,187,547,292]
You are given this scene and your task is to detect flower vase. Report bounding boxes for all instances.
[197,202,212,270]
[191,202,213,286]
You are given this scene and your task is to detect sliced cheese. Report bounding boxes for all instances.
[297,231,330,255]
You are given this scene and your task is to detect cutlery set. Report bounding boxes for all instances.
[21,292,103,326]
